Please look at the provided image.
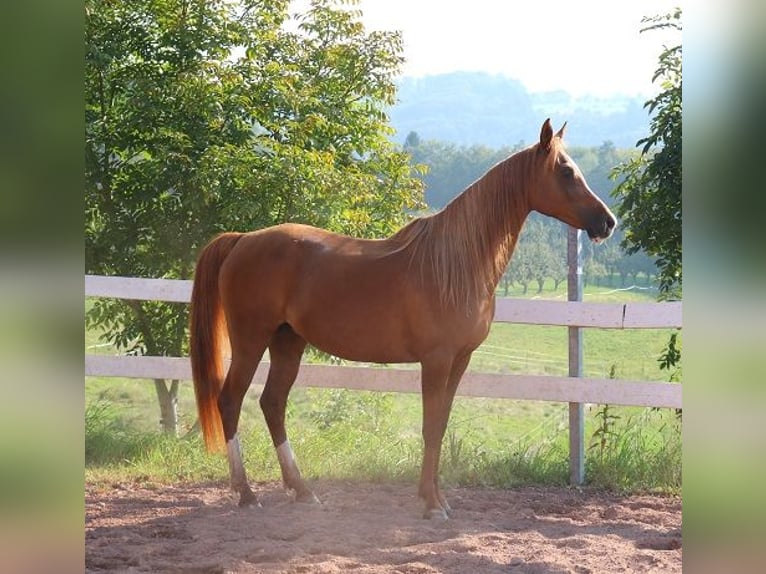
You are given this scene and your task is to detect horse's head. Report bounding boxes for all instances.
[529,119,616,243]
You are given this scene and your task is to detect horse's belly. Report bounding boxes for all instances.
[290,308,418,364]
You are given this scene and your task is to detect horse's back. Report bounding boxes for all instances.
[216,222,490,362]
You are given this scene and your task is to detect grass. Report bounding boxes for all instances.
[85,282,681,494]
[85,385,680,493]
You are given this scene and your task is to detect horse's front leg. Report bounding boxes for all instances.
[419,357,454,519]
[419,434,446,518]
[432,351,472,515]
[420,353,471,519]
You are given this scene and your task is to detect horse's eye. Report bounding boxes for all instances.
[562,166,575,179]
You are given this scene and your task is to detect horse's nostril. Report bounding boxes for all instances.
[607,216,616,230]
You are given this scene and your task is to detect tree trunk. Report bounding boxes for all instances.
[154,379,179,435]
[126,300,182,436]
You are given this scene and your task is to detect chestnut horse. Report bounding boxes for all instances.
[190,119,616,519]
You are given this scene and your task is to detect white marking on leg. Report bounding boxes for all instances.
[227,433,247,491]
[276,439,301,488]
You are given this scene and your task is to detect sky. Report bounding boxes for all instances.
[351,0,681,97]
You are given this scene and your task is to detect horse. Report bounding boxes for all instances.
[189,119,616,519]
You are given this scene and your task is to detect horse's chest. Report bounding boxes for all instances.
[436,304,494,351]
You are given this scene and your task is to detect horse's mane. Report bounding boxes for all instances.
[391,142,552,308]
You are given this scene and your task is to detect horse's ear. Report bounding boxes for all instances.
[539,118,553,153]
[555,121,568,140]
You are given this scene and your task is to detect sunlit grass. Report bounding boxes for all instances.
[85,383,680,494]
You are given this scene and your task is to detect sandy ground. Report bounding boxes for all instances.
[85,480,681,573]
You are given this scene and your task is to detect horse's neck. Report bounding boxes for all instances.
[441,157,531,285]
[422,154,532,307]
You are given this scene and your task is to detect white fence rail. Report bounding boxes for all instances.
[84,275,682,409]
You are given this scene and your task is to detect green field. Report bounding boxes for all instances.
[85,283,681,493]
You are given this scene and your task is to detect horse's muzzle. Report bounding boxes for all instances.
[586,213,617,243]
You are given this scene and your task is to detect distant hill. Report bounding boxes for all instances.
[388,71,649,149]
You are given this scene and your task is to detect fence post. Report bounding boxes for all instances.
[567,226,585,485]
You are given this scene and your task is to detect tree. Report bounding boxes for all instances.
[583,257,606,289]
[503,217,551,295]
[611,8,682,385]
[611,8,682,300]
[404,130,421,148]
[407,139,518,208]
[544,223,567,291]
[85,0,424,434]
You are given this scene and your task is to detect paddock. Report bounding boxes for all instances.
[85,275,682,572]
[85,479,681,573]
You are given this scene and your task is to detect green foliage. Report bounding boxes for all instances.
[609,9,683,395]
[86,298,188,356]
[306,388,393,431]
[85,0,424,426]
[405,139,519,208]
[85,396,159,464]
[611,8,682,300]
[589,404,620,460]
[586,407,682,493]
[504,217,566,295]
[583,366,680,494]
[658,330,682,382]
[588,365,621,461]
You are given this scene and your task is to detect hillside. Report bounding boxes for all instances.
[389,71,649,148]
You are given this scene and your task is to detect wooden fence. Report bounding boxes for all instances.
[85,275,682,480]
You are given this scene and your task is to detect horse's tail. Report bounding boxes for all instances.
[190,232,244,453]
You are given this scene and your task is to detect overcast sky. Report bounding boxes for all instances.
[340,0,680,97]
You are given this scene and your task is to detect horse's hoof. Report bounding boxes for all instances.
[237,490,260,508]
[424,508,449,521]
[295,490,321,504]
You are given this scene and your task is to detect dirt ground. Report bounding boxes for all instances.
[85,480,681,573]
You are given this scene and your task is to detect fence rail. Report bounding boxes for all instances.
[84,275,682,409]
[85,274,682,329]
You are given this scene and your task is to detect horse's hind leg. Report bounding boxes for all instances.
[260,324,318,503]
[218,335,268,507]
